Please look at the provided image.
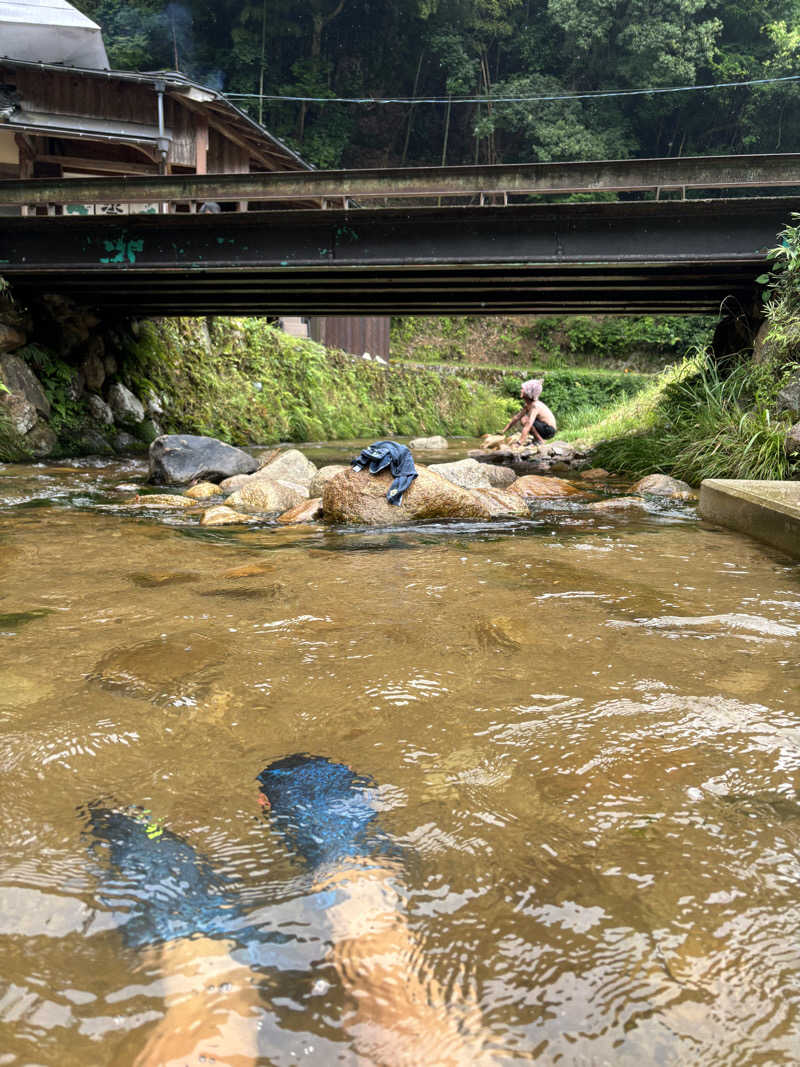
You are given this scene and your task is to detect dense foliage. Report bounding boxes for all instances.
[76,0,800,169]
[391,314,712,369]
[126,317,509,442]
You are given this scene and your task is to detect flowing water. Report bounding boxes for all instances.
[1,443,800,1065]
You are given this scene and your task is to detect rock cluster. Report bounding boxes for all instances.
[468,432,593,477]
[133,438,601,527]
[0,292,163,458]
[125,437,699,527]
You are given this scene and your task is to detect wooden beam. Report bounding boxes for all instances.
[34,154,159,175]
[195,116,208,176]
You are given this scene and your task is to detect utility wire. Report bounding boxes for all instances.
[225,72,800,105]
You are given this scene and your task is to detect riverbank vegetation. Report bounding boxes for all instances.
[563,353,796,482]
[127,317,508,443]
[391,315,713,372]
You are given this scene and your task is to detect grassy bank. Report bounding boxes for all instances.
[127,317,509,443]
[391,314,713,372]
[562,347,797,483]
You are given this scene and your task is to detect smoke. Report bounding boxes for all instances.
[165,2,193,72]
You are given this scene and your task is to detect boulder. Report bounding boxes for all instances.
[631,473,693,497]
[428,458,493,489]
[128,493,197,510]
[509,475,583,498]
[254,448,317,488]
[135,418,162,446]
[543,440,575,458]
[409,435,448,450]
[218,473,253,494]
[276,498,325,524]
[469,487,530,518]
[481,434,507,450]
[73,427,114,456]
[86,394,114,427]
[482,464,517,489]
[107,382,145,426]
[113,431,144,453]
[226,479,308,515]
[25,421,57,458]
[149,434,259,486]
[79,337,106,393]
[0,353,50,417]
[0,322,26,354]
[777,376,800,419]
[785,422,800,456]
[588,496,646,512]
[200,505,258,526]
[1,393,36,435]
[309,464,348,498]
[184,481,222,501]
[581,468,610,481]
[322,466,491,525]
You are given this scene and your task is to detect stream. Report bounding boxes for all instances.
[1,441,799,1065]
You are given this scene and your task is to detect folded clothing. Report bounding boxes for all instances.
[351,440,417,506]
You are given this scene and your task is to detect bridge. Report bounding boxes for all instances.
[1,154,799,315]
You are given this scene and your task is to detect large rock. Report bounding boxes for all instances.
[0,322,26,354]
[226,479,308,515]
[107,382,145,426]
[322,466,491,525]
[276,498,324,524]
[428,458,493,489]
[632,473,693,497]
[200,505,257,526]
[184,481,222,501]
[25,421,58,458]
[785,422,800,456]
[0,353,50,417]
[254,448,317,488]
[409,435,448,450]
[509,475,583,498]
[79,337,106,393]
[481,434,507,450]
[482,465,517,489]
[469,488,530,518]
[777,376,800,419]
[73,427,114,456]
[218,473,253,494]
[149,434,259,486]
[86,393,114,426]
[309,464,348,498]
[1,393,36,435]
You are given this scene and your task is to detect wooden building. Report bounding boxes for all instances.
[0,0,390,358]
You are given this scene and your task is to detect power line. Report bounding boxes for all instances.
[224,72,800,106]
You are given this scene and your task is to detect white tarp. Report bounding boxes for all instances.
[0,0,109,68]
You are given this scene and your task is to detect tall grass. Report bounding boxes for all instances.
[565,353,796,484]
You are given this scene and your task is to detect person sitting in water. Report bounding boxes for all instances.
[501,378,557,446]
[87,755,495,1067]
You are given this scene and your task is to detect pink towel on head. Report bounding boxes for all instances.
[521,379,543,401]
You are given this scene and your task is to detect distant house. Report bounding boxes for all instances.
[0,0,390,359]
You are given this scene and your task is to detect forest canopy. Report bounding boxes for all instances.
[76,0,800,169]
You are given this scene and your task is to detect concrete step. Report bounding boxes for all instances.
[280,317,309,338]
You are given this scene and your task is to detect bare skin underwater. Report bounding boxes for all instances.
[96,757,496,1066]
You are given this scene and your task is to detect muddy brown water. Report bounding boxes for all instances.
[1,443,800,1065]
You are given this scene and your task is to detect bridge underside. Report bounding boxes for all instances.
[2,197,794,315]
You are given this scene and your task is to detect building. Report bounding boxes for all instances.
[0,0,390,358]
